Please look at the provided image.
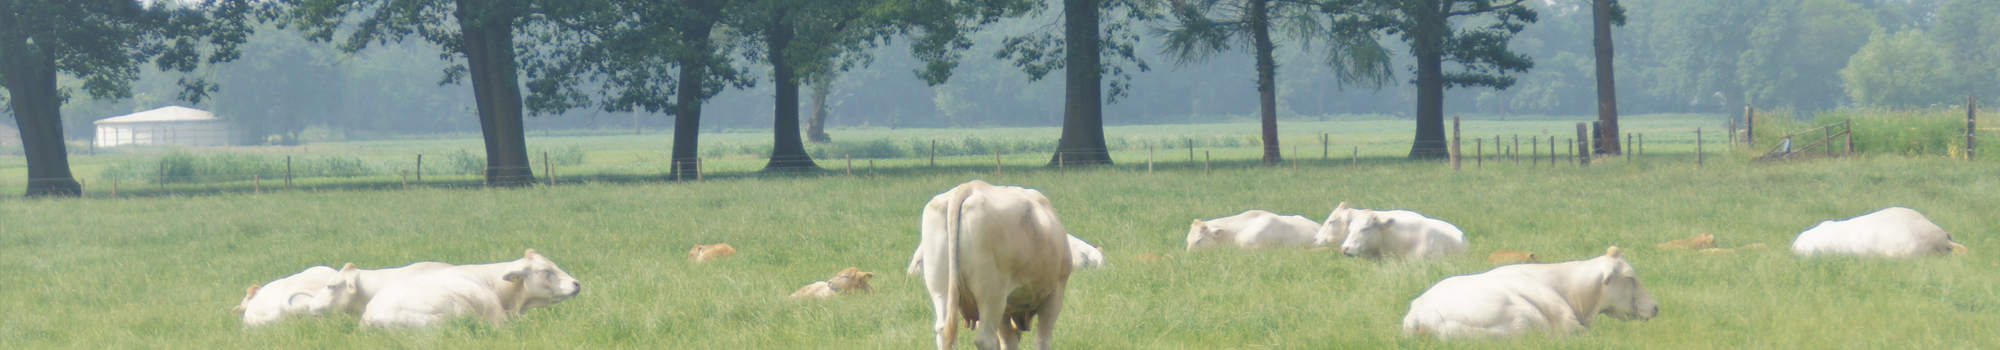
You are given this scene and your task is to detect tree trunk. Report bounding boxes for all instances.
[763,16,818,170]
[1251,0,1280,165]
[455,0,535,186]
[670,1,721,179]
[0,40,80,197]
[1053,0,1112,166]
[1592,0,1620,155]
[1407,10,1449,159]
[806,75,832,143]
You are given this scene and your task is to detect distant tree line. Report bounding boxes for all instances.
[3,0,1996,196]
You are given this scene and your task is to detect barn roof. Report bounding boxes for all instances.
[93,106,218,124]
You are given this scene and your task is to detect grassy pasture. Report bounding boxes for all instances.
[2,150,1997,348]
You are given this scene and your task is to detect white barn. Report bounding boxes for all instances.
[94,106,233,147]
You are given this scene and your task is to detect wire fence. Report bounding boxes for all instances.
[5,120,1995,199]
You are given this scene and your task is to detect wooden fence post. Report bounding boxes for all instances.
[1352,146,1358,166]
[930,140,937,167]
[1577,123,1589,166]
[845,155,853,176]
[1204,151,1211,175]
[1729,119,1737,145]
[158,160,164,190]
[285,156,292,189]
[1450,115,1461,171]
[112,178,118,197]
[545,152,554,187]
[1148,146,1154,174]
[697,157,703,183]
[401,170,408,190]
[1696,128,1703,167]
[254,175,260,194]
[416,154,423,183]
[995,151,1003,177]
[1322,133,1328,160]
[1745,106,1755,147]
[1625,133,1632,162]
[1475,138,1483,168]
[1292,146,1298,170]
[1531,136,1538,165]
[869,159,875,177]
[1059,152,1065,174]
[1188,139,1195,162]
[1512,135,1519,165]
[1969,96,1978,161]
[1845,119,1853,154]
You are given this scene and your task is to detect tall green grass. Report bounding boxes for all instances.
[97,151,380,184]
[1747,106,1996,158]
[2,156,1997,348]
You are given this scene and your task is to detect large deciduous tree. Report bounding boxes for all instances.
[1324,0,1536,159]
[0,0,255,197]
[1157,0,1392,165]
[286,0,546,186]
[1840,29,1962,108]
[1589,0,1623,155]
[997,0,1154,166]
[522,0,749,179]
[736,0,898,171]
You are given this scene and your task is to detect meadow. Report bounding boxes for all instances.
[3,115,2000,348]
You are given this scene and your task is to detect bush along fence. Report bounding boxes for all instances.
[11,104,1994,198]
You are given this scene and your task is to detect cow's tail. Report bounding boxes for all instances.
[941,183,974,348]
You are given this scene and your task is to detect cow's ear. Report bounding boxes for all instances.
[1335,202,1350,211]
[1605,246,1623,258]
[339,262,357,272]
[524,249,540,259]
[503,267,529,283]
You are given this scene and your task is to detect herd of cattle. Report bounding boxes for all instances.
[233,179,1968,349]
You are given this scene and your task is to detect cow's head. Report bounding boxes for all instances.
[306,263,367,315]
[1314,202,1355,247]
[233,285,261,316]
[828,267,875,293]
[1338,210,1391,260]
[503,249,582,310]
[1186,219,1224,251]
[1595,247,1659,321]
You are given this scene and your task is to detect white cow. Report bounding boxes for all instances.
[1313,202,1359,247]
[235,265,338,327]
[1403,247,1659,340]
[1067,234,1106,269]
[1185,210,1321,251]
[305,261,455,315]
[1336,208,1468,260]
[1792,207,1963,258]
[912,180,1073,350]
[907,233,1104,275]
[359,249,581,328]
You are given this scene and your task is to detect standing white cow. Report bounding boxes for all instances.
[1336,208,1467,260]
[907,233,1105,274]
[305,261,455,315]
[1067,234,1106,269]
[359,249,581,328]
[235,265,338,327]
[1185,210,1321,251]
[913,180,1073,350]
[1792,207,1964,257]
[1403,247,1659,340]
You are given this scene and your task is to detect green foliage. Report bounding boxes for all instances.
[1735,0,1875,110]
[96,151,379,184]
[1813,107,1997,157]
[444,149,488,175]
[540,145,587,166]
[1932,0,2000,100]
[1323,0,1539,90]
[1841,29,1962,108]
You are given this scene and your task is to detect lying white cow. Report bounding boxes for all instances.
[235,265,338,327]
[1312,202,1359,247]
[306,261,455,315]
[1336,208,1467,260]
[1185,210,1321,251]
[1792,207,1964,258]
[1403,247,1659,340]
[359,249,581,328]
[913,180,1073,350]
[907,233,1105,274]
[1068,234,1106,269]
